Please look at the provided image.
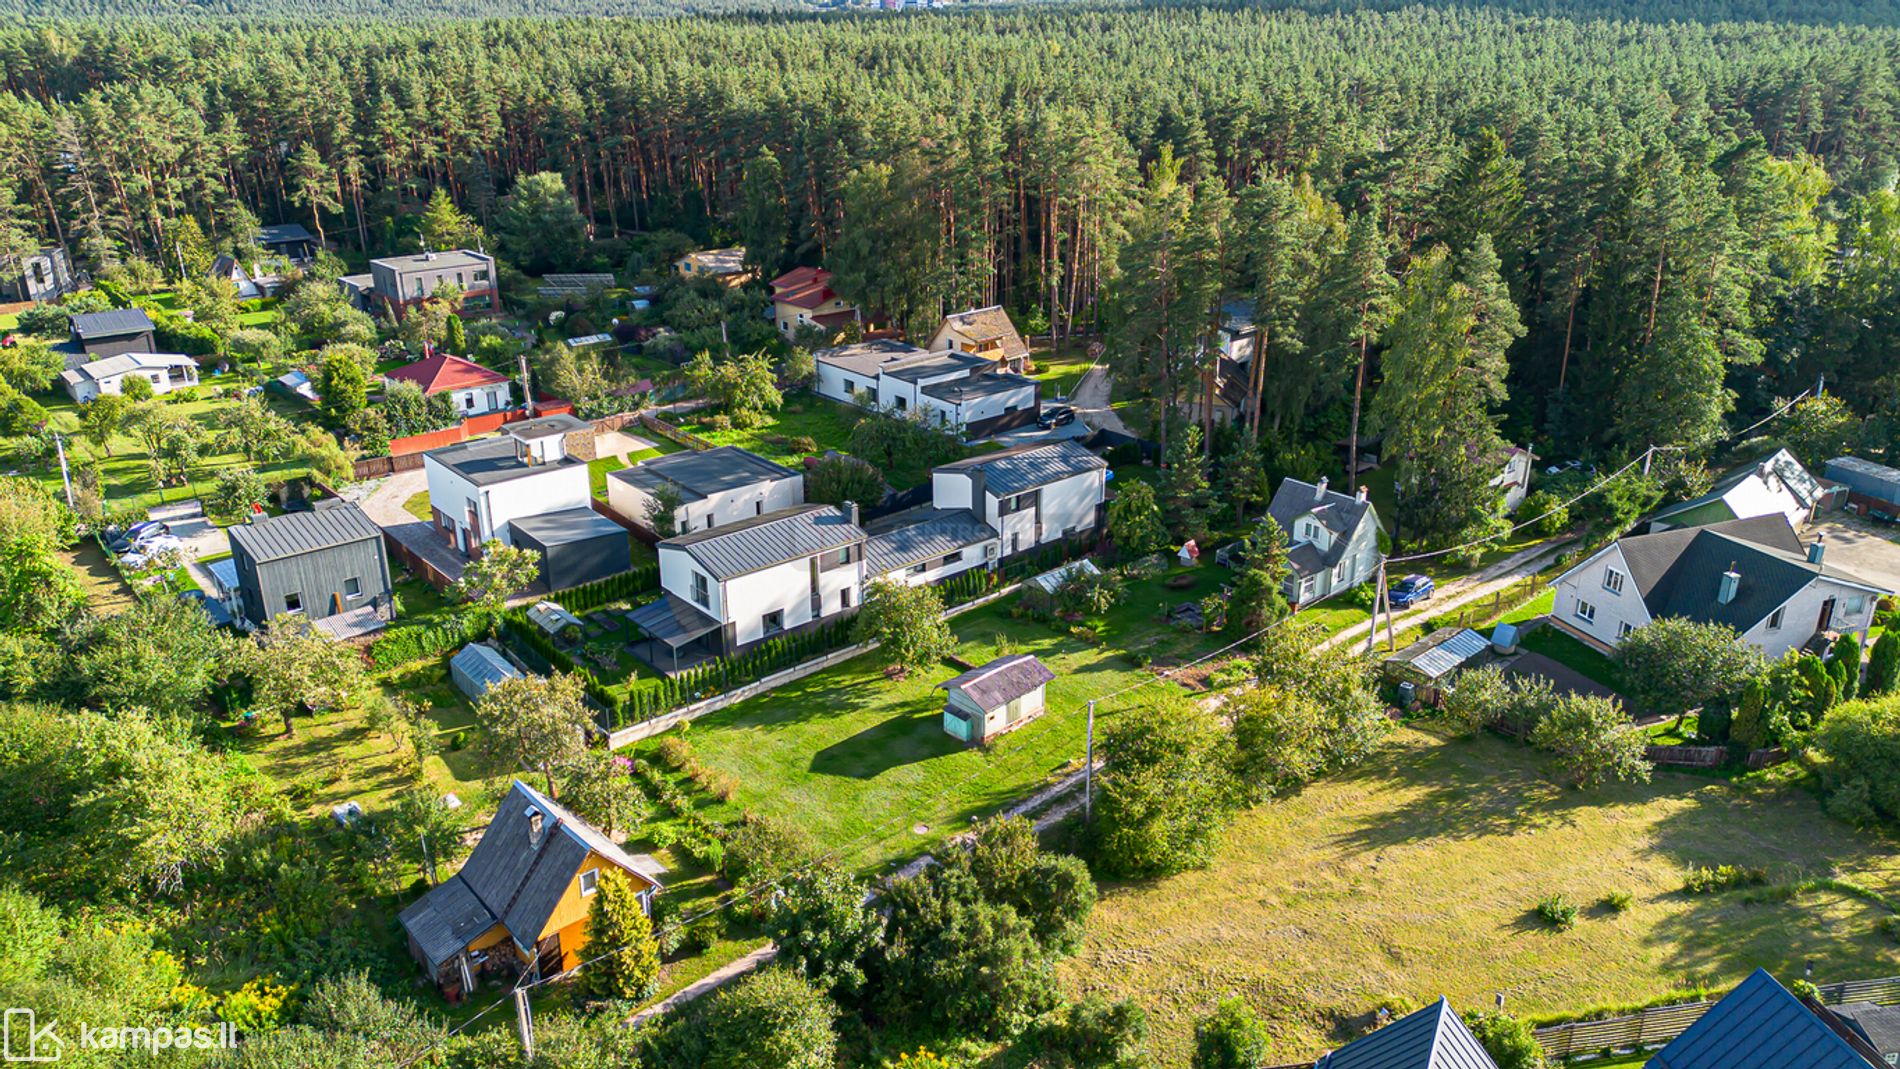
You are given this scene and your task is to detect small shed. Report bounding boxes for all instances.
[509,508,633,591]
[1826,456,1900,513]
[1382,626,1490,701]
[527,600,583,635]
[939,654,1055,744]
[450,643,521,702]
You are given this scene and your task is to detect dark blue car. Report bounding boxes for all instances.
[1389,574,1434,608]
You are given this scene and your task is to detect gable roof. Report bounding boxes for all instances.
[69,308,155,340]
[1268,477,1379,574]
[257,223,315,245]
[770,265,844,309]
[934,439,1108,497]
[1649,969,1877,1069]
[227,503,383,563]
[384,353,511,395]
[1652,449,1822,526]
[660,504,865,580]
[610,446,799,503]
[1315,997,1499,1069]
[1827,1002,1900,1058]
[677,247,747,274]
[399,779,659,970]
[1593,515,1887,632]
[939,654,1055,711]
[936,305,1029,362]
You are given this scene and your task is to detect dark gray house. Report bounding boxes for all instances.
[68,308,157,359]
[257,223,319,264]
[225,502,393,636]
[508,508,633,591]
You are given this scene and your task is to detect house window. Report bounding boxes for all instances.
[1847,595,1868,617]
[941,551,963,568]
[1603,568,1625,595]
[1333,561,1347,584]
[344,576,362,598]
[840,587,853,610]
[762,610,785,634]
[284,591,304,614]
[1767,607,1785,631]
[755,501,764,516]
[691,572,710,608]
[1574,598,1596,624]
[1617,621,1634,639]
[463,393,477,411]
[579,868,600,896]
[473,269,489,283]
[909,562,929,576]
[704,516,715,530]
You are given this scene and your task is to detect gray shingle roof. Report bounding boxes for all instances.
[935,439,1108,497]
[1608,515,1887,631]
[1826,1002,1900,1060]
[427,436,581,487]
[226,503,382,563]
[936,305,1029,362]
[399,780,659,970]
[1269,477,1379,575]
[1650,969,1877,1069]
[920,373,1039,405]
[610,446,799,503]
[69,308,155,340]
[865,508,997,575]
[1316,998,1499,1069]
[661,504,866,580]
[938,654,1054,711]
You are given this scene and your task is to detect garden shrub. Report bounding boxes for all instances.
[1535,894,1578,930]
[1602,890,1634,912]
[1684,864,1769,894]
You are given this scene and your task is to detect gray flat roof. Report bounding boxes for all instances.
[661,504,864,580]
[509,507,627,546]
[814,338,932,378]
[69,308,155,340]
[610,446,799,503]
[257,223,315,244]
[883,351,993,384]
[921,373,1038,405]
[506,413,592,440]
[426,436,581,487]
[226,503,383,563]
[372,249,492,273]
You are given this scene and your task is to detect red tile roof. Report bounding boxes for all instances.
[383,353,511,395]
[770,266,843,310]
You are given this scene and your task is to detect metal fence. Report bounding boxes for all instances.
[1532,974,1900,1059]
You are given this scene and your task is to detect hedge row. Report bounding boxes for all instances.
[608,616,858,729]
[368,613,488,670]
[550,563,660,614]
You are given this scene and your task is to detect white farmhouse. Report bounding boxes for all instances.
[1549,515,1889,660]
[632,504,867,672]
[929,440,1109,559]
[606,446,804,535]
[1267,476,1383,605]
[59,353,199,403]
[1648,448,1825,532]
[422,415,595,557]
[814,339,1041,439]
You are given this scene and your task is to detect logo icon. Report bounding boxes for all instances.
[2,1009,61,1062]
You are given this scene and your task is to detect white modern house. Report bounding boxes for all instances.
[606,446,805,535]
[422,415,596,557]
[630,504,867,672]
[59,352,199,403]
[1548,515,1889,660]
[1648,448,1825,532]
[1266,476,1384,606]
[928,440,1108,559]
[814,339,1041,439]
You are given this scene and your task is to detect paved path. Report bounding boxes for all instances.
[1069,362,1130,436]
[345,469,467,584]
[1321,536,1577,653]
[626,944,778,1028]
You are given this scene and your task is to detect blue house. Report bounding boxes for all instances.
[1648,969,1882,1069]
[1315,997,1499,1069]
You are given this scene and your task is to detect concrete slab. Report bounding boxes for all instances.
[1803,517,1900,594]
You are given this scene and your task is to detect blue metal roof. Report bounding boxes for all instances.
[1648,969,1875,1069]
[1315,998,1499,1069]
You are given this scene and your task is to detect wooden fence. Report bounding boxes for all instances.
[384,530,456,591]
[1423,577,1548,634]
[1645,744,1725,768]
[1531,974,1900,1058]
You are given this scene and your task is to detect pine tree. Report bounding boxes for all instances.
[1318,205,1397,491]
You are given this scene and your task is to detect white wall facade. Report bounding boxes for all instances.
[425,459,590,551]
[1034,470,1108,542]
[916,380,1037,433]
[658,546,725,622]
[65,362,199,403]
[1550,544,1653,646]
[815,361,879,406]
[878,541,998,587]
[931,471,975,511]
[445,385,508,416]
[1741,578,1879,661]
[721,551,862,648]
[610,473,805,534]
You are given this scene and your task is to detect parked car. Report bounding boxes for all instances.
[107,520,171,554]
[120,535,183,569]
[1038,405,1076,429]
[1389,574,1435,608]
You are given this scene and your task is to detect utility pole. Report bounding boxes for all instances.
[1816,374,1826,399]
[513,987,535,1060]
[53,433,74,508]
[1367,561,1386,657]
[517,353,535,418]
[1084,700,1096,824]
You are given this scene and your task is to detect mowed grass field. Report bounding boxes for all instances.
[1060,727,1900,1065]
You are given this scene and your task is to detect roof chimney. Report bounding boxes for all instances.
[1314,476,1329,501]
[841,499,859,527]
[1356,485,1369,503]
[1808,533,1825,565]
[526,806,544,846]
[1718,563,1740,605]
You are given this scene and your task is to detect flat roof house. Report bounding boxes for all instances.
[422,415,596,560]
[940,654,1054,744]
[606,445,805,535]
[927,306,1031,374]
[225,503,393,637]
[769,265,857,340]
[68,308,157,359]
[1267,476,1383,607]
[815,339,1041,439]
[398,780,662,997]
[366,249,498,320]
[1549,514,1890,660]
[384,352,514,417]
[508,508,633,592]
[58,352,198,403]
[930,439,1107,559]
[674,247,754,286]
[633,504,866,672]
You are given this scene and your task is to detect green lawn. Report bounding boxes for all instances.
[627,563,1237,871]
[236,297,283,327]
[401,490,432,521]
[1521,622,1624,692]
[1061,726,1900,1064]
[1025,338,1095,401]
[588,455,628,499]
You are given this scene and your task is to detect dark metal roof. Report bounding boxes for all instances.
[938,654,1054,711]
[509,507,627,547]
[68,307,154,340]
[1315,998,1499,1069]
[226,503,382,563]
[935,439,1108,497]
[426,436,582,487]
[1827,1003,1900,1059]
[882,351,994,384]
[661,504,866,580]
[398,874,499,971]
[1388,627,1490,681]
[628,594,721,648]
[1650,970,1877,1069]
[1270,477,1379,574]
[1608,515,1887,631]
[611,446,799,503]
[865,508,997,575]
[257,223,314,244]
[920,373,1039,405]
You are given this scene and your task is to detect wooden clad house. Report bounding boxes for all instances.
[939,653,1055,744]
